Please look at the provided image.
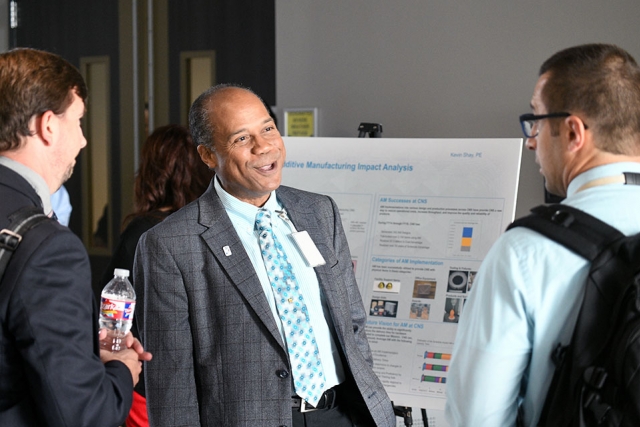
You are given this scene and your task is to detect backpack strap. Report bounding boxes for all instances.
[507,204,624,262]
[624,171,640,185]
[0,206,50,279]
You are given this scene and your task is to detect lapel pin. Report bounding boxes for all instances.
[223,246,232,256]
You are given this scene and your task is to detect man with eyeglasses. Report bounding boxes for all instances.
[445,44,640,426]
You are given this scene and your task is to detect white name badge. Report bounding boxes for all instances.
[290,231,326,267]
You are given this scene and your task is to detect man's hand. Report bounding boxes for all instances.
[99,329,153,361]
[99,330,153,385]
[124,333,153,362]
[100,347,143,385]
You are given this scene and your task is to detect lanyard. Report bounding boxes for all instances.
[275,209,298,233]
[575,172,640,194]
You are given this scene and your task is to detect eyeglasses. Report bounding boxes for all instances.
[519,112,571,138]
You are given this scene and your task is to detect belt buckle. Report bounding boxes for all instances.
[300,400,318,413]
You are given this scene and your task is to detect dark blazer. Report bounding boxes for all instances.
[135,182,395,426]
[0,164,133,427]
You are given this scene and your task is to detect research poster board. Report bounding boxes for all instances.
[281,137,522,419]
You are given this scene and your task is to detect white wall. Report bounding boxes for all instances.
[275,0,640,218]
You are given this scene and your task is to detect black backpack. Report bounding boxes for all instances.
[0,206,49,279]
[508,203,640,427]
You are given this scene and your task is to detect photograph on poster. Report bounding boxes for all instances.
[443,297,462,323]
[447,270,469,293]
[369,299,399,317]
[372,279,401,294]
[410,302,431,320]
[413,280,437,299]
[467,271,478,292]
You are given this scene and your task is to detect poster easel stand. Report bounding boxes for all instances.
[357,122,383,138]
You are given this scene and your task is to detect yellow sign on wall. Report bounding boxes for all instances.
[284,108,317,137]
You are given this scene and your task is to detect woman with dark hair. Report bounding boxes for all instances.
[103,124,211,280]
[101,124,212,427]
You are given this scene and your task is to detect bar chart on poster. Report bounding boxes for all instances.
[281,137,522,425]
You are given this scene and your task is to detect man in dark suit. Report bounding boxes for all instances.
[0,47,151,426]
[135,84,395,426]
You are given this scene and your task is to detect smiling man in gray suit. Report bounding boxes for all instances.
[134,84,395,427]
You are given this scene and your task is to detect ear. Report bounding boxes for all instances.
[563,115,588,153]
[197,144,218,169]
[35,110,58,146]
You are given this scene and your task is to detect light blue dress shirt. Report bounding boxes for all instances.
[214,178,345,391]
[51,185,72,226]
[445,162,640,426]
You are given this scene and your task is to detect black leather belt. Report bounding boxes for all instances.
[291,386,339,413]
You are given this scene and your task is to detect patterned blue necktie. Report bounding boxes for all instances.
[255,208,326,405]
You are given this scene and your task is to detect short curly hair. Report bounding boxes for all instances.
[0,48,87,151]
[188,83,263,149]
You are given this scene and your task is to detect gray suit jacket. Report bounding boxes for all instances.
[134,182,395,426]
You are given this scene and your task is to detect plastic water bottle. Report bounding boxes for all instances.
[99,268,136,352]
